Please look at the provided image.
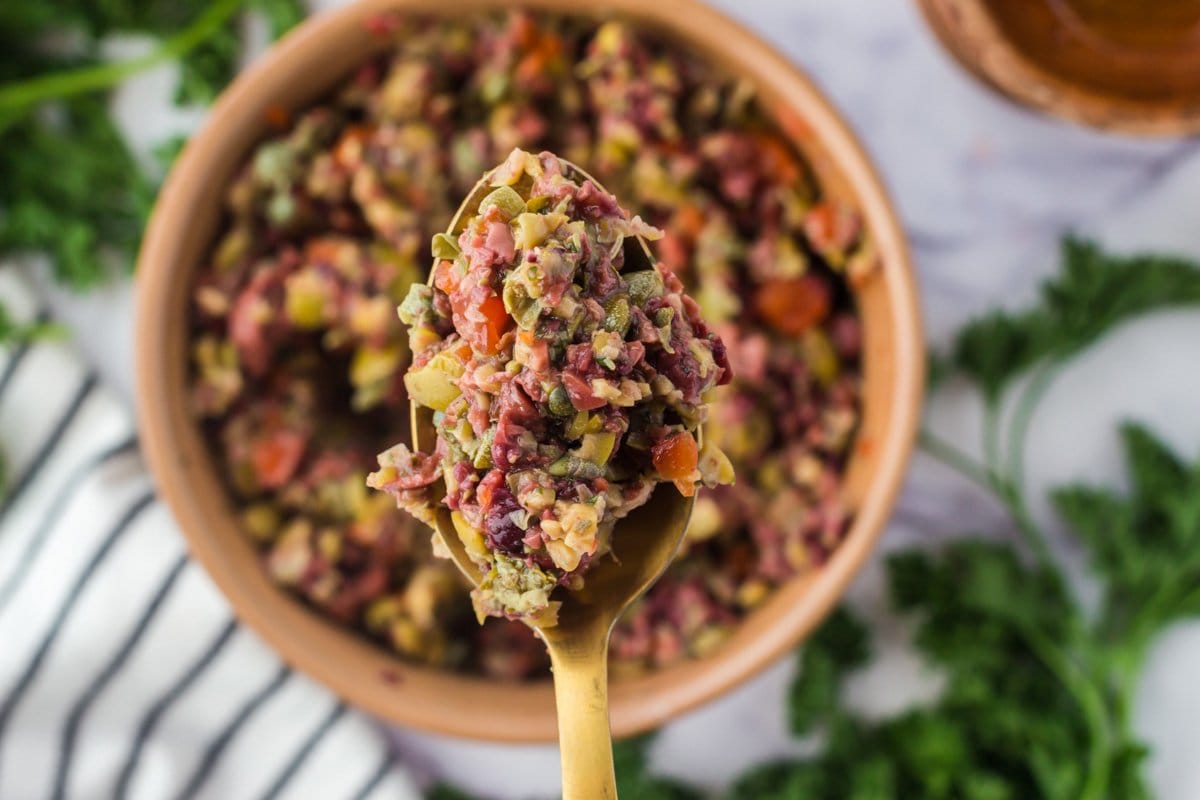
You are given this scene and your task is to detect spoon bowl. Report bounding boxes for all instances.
[410,159,697,798]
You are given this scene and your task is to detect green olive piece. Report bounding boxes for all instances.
[564,410,589,440]
[575,431,616,465]
[502,281,541,329]
[477,185,526,220]
[473,427,496,469]
[431,232,461,260]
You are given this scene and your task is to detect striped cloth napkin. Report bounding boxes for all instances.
[0,271,420,800]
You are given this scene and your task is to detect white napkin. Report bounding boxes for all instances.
[0,270,421,800]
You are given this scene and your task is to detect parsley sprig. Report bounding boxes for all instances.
[750,238,1200,800]
[0,0,305,343]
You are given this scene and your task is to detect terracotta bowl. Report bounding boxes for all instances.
[917,0,1200,136]
[136,0,923,742]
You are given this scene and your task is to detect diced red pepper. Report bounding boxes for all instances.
[251,430,307,489]
[652,431,698,491]
[332,124,376,169]
[304,237,343,266]
[753,275,831,336]
[433,259,458,294]
[755,133,802,186]
[477,294,512,355]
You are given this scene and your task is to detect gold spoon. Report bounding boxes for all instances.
[412,161,696,799]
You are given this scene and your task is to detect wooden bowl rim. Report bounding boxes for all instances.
[916,0,1200,136]
[136,0,924,742]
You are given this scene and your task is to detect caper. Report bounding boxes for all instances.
[625,270,664,306]
[602,296,631,335]
[547,386,574,417]
[547,455,602,479]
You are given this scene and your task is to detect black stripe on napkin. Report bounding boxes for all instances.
[257,702,349,800]
[171,665,293,800]
[113,619,240,799]
[350,749,397,800]
[0,490,156,769]
[0,373,98,520]
[0,435,138,611]
[51,554,192,800]
[0,310,51,399]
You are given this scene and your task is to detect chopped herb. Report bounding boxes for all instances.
[788,605,870,736]
[0,95,152,291]
[948,237,1200,403]
[426,786,479,800]
[0,0,301,521]
[0,0,305,339]
[614,735,703,800]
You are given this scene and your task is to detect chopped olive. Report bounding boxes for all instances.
[431,232,461,259]
[477,185,526,219]
[473,427,496,469]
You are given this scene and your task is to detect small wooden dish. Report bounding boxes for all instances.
[136,0,923,742]
[917,0,1200,136]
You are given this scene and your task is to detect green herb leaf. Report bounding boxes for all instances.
[175,21,244,105]
[174,0,306,105]
[951,237,1200,401]
[788,606,869,735]
[0,96,150,289]
[727,759,830,798]
[426,785,477,800]
[1053,422,1200,643]
[256,0,308,39]
[0,0,307,289]
[614,735,702,800]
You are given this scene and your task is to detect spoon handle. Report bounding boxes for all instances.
[547,629,617,800]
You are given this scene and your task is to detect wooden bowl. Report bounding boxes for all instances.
[136,0,923,742]
[917,0,1200,135]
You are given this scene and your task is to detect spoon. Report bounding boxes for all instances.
[412,161,696,799]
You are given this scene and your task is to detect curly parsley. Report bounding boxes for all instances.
[0,0,305,343]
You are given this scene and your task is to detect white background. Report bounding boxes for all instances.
[29,0,1200,795]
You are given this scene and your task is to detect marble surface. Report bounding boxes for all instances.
[28,0,1200,796]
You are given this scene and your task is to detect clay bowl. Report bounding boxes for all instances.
[917,0,1200,136]
[136,0,923,742]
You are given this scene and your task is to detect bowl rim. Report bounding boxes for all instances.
[136,0,924,742]
[915,0,1200,137]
